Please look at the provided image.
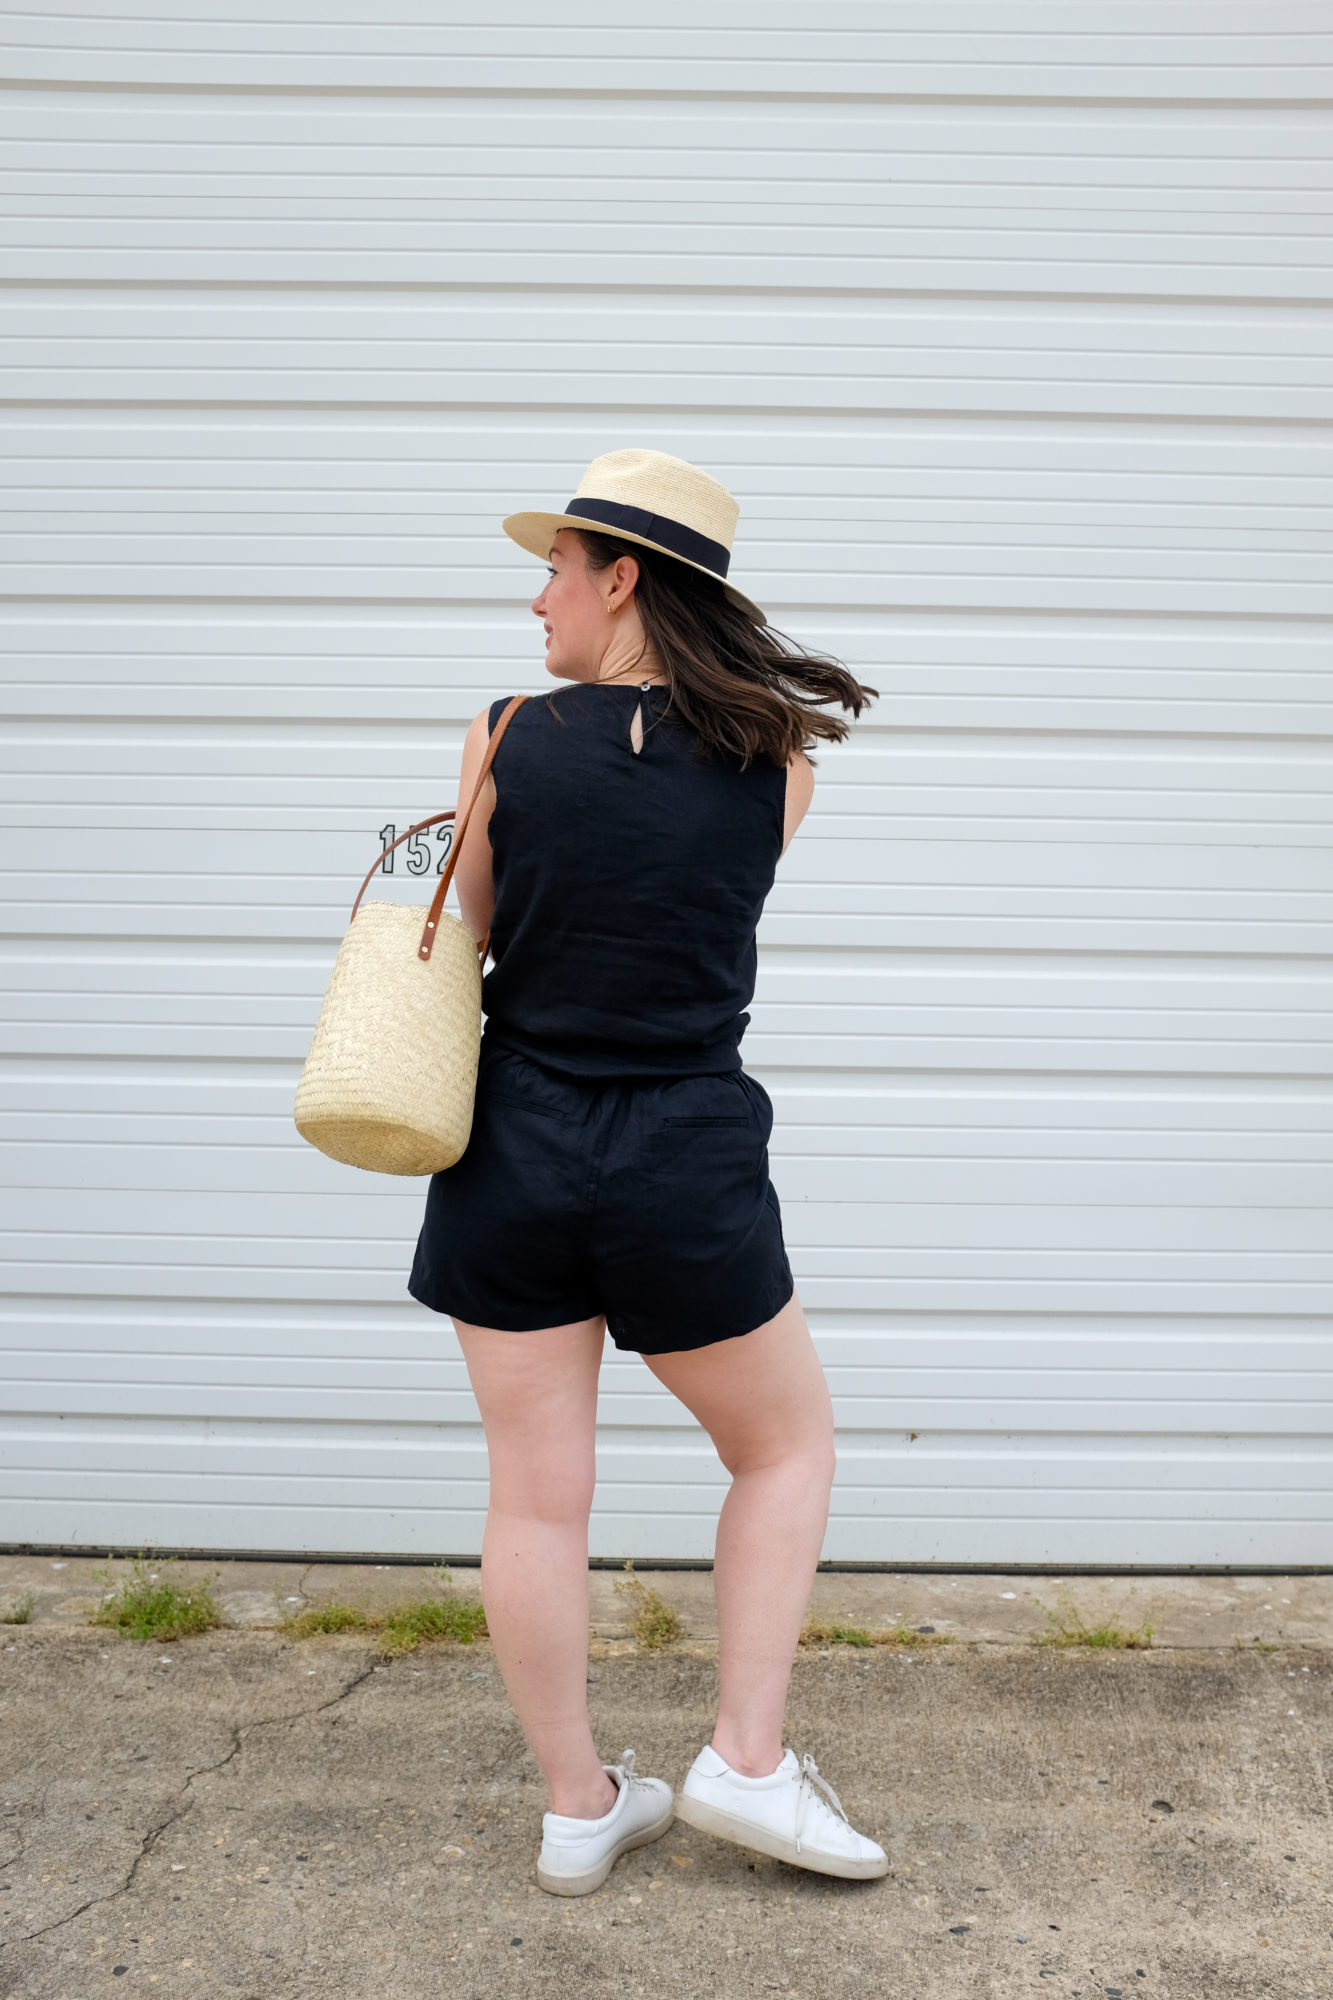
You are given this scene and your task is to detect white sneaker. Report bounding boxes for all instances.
[536,1749,674,1897]
[675,1743,889,1880]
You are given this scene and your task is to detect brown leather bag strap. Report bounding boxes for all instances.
[419,692,528,961]
[346,695,528,961]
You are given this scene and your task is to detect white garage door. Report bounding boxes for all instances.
[3,5,1330,1566]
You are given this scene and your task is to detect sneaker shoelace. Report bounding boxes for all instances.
[793,1752,850,1855]
[615,1748,648,1793]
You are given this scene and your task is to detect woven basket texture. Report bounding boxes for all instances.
[294,900,482,1176]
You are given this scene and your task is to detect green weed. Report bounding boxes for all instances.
[1031,1588,1153,1651]
[379,1595,488,1657]
[613,1561,683,1650]
[279,1602,373,1638]
[279,1569,487,1658]
[804,1620,874,1647]
[90,1555,223,1644]
[0,1591,36,1625]
[799,1616,953,1650]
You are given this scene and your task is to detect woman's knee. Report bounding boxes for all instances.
[717,1348,836,1485]
[486,1443,597,1528]
[811,1428,838,1492]
[720,1421,836,1488]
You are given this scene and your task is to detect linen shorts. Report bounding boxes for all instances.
[407,1037,795,1355]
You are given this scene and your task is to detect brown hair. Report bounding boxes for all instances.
[558,527,877,769]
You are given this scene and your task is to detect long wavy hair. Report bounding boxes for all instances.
[552,528,877,769]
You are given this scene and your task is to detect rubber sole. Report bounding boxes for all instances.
[673,1792,889,1880]
[536,1802,676,1898]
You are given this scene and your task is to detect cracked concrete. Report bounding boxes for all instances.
[13,1656,389,1953]
[0,1562,1330,1998]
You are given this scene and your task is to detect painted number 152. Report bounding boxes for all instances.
[378,824,454,875]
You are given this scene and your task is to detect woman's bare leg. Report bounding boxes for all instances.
[451,1313,617,1821]
[641,1290,835,1778]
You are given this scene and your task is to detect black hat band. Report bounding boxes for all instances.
[562,496,731,578]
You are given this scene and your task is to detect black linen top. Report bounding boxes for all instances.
[477,682,787,1078]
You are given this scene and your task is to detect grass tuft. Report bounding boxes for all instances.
[1030,1588,1153,1651]
[799,1615,953,1651]
[90,1554,223,1644]
[379,1594,488,1657]
[613,1561,683,1651]
[0,1591,36,1625]
[803,1620,874,1648]
[279,1602,373,1638]
[278,1569,487,1658]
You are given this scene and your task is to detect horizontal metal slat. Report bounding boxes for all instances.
[3,8,1331,100]
[5,1379,1331,1436]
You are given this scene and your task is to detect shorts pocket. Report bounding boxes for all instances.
[655,1071,756,1129]
[664,1114,751,1127]
[478,1049,572,1123]
[484,1091,569,1122]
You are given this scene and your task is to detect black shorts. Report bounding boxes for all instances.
[407,1038,795,1356]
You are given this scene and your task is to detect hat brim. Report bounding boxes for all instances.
[502,510,767,627]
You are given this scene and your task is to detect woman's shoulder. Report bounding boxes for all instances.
[460,696,532,794]
[785,745,815,801]
[485,691,538,732]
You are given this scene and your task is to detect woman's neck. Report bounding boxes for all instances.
[574,667,669,688]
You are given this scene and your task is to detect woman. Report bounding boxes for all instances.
[408,448,885,1896]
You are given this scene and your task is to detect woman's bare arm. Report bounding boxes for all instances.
[450,706,498,943]
[782,749,815,858]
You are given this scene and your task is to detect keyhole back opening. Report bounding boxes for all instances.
[630,685,651,756]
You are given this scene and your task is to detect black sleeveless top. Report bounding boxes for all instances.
[479,682,787,1078]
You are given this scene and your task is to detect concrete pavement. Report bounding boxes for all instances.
[1,1558,1329,1998]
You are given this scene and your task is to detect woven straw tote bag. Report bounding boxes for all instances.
[294,694,528,1175]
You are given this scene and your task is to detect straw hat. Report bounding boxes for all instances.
[503,447,766,625]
